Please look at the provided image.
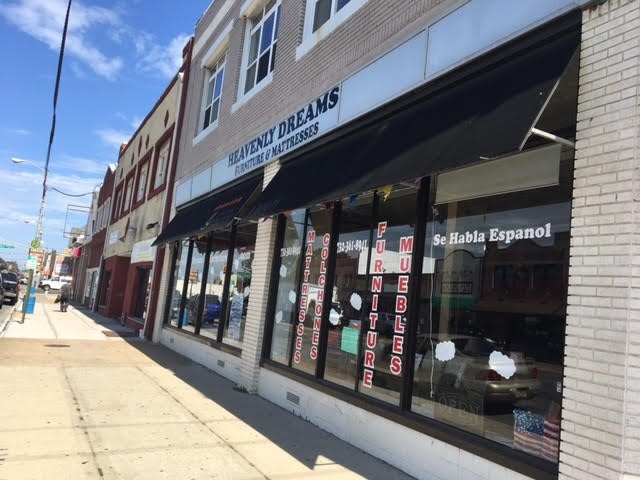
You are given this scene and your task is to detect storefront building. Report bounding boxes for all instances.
[151,1,639,479]
[77,165,115,309]
[100,67,186,327]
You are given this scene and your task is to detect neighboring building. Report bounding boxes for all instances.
[77,165,115,309]
[100,44,192,330]
[147,1,640,479]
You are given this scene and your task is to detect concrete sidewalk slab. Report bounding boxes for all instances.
[0,299,415,480]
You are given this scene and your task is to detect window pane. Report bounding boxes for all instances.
[210,99,220,123]
[274,5,281,41]
[222,223,257,348]
[214,68,224,98]
[360,187,418,405]
[411,153,572,462]
[270,210,306,364]
[337,0,351,10]
[292,208,333,376]
[198,233,232,342]
[260,12,275,54]
[244,64,256,93]
[265,0,276,13]
[257,50,271,83]
[168,243,185,327]
[248,30,260,64]
[203,107,212,130]
[323,198,373,389]
[205,74,215,104]
[313,0,331,32]
[183,237,208,333]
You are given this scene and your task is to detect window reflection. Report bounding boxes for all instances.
[168,242,185,327]
[324,197,373,389]
[291,207,332,376]
[222,223,257,348]
[270,210,306,365]
[182,236,208,333]
[412,185,570,462]
[198,231,231,342]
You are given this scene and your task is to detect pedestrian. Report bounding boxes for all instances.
[59,282,71,312]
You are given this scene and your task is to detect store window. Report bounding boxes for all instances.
[269,209,306,365]
[323,195,374,390]
[290,207,333,376]
[222,222,257,348]
[164,220,258,350]
[242,0,280,95]
[168,242,185,328]
[265,146,571,466]
[197,231,231,342]
[182,236,208,333]
[410,152,571,462]
[201,54,225,131]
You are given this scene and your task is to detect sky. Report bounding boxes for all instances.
[0,0,212,268]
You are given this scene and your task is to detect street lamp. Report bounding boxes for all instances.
[11,157,48,322]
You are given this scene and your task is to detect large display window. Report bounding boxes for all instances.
[164,221,257,351]
[269,209,306,365]
[265,145,572,468]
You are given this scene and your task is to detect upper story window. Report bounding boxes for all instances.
[153,140,170,191]
[297,0,367,59]
[135,160,149,204]
[112,186,123,222]
[313,0,350,31]
[243,0,281,95]
[201,54,226,131]
[122,174,134,214]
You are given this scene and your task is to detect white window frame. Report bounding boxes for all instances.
[297,0,368,60]
[199,54,226,134]
[237,0,281,105]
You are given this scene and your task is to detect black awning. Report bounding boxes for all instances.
[152,174,263,246]
[248,19,580,219]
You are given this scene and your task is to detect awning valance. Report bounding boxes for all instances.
[248,20,580,219]
[153,174,262,246]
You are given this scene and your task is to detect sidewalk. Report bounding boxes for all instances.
[0,292,139,340]
[0,294,415,480]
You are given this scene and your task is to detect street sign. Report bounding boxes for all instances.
[25,259,37,269]
[0,244,15,248]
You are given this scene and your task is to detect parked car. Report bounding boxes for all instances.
[370,334,541,409]
[38,275,72,291]
[185,294,222,325]
[1,271,19,305]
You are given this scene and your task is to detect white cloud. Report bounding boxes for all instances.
[55,155,111,176]
[2,127,31,136]
[137,33,191,79]
[95,128,131,149]
[0,0,124,80]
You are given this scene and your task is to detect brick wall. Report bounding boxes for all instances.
[178,0,452,181]
[562,1,640,478]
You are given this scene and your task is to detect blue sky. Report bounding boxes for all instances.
[0,0,211,267]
